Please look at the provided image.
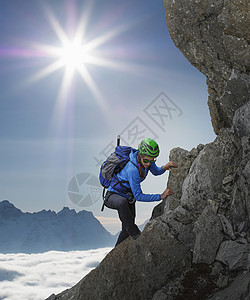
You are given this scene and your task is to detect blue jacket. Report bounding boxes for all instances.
[108,149,165,202]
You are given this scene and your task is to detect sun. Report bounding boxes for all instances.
[58,41,88,70]
[0,2,141,114]
[25,4,133,113]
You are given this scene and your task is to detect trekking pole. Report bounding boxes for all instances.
[117,135,120,146]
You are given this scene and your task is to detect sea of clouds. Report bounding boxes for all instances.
[0,247,112,300]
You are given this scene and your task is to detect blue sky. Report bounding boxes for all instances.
[0,0,215,234]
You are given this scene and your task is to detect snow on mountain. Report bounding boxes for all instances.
[0,200,115,253]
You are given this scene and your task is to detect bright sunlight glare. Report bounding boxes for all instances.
[25,3,133,111]
[59,41,88,70]
[13,2,138,121]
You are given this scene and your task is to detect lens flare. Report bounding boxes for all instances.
[59,42,87,69]
[0,2,141,124]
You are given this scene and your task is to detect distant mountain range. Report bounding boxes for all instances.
[0,200,115,253]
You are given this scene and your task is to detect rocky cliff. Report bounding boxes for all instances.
[164,0,249,135]
[47,1,249,299]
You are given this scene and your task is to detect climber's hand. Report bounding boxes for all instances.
[163,161,178,171]
[161,187,173,200]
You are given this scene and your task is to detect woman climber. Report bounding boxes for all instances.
[104,137,178,246]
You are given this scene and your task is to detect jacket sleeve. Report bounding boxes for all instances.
[149,162,166,176]
[127,168,161,202]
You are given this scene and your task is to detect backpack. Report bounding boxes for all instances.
[99,136,136,211]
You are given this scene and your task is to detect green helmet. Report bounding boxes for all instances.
[138,138,159,157]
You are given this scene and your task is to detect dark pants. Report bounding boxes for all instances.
[104,192,140,246]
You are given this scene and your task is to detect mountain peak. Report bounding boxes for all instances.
[0,199,12,206]
[0,200,22,219]
[58,207,76,216]
[0,201,114,253]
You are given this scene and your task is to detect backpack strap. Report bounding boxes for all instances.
[110,159,139,200]
[112,178,132,194]
[101,187,106,211]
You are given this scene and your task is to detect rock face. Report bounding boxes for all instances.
[164,0,250,135]
[47,1,249,300]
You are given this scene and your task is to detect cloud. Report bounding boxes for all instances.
[0,248,111,300]
[0,269,23,282]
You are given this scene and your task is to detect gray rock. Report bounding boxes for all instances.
[232,101,250,155]
[211,261,223,276]
[55,218,191,300]
[197,144,205,152]
[230,101,250,236]
[152,290,170,300]
[167,147,196,211]
[216,274,229,289]
[181,130,238,216]
[208,199,220,214]
[153,265,217,300]
[171,205,194,225]
[209,270,250,300]
[164,0,250,134]
[151,146,198,218]
[222,174,234,192]
[163,208,195,247]
[193,206,224,264]
[222,175,234,185]
[218,214,236,240]
[230,170,249,236]
[216,240,250,270]
[152,280,184,300]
